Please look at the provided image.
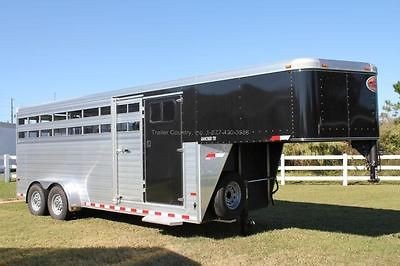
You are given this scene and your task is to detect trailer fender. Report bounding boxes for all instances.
[199,144,233,221]
[29,180,83,212]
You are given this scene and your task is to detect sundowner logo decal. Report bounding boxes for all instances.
[366,76,377,93]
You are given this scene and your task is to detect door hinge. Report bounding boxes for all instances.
[176,98,183,103]
[177,147,183,153]
[178,197,184,202]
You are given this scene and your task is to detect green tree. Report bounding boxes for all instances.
[379,81,400,154]
[379,122,400,154]
[381,81,400,122]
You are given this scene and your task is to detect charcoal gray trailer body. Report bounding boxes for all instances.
[16,58,379,229]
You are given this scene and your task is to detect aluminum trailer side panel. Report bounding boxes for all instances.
[17,135,112,208]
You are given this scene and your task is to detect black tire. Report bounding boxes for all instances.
[214,172,245,220]
[48,185,70,220]
[27,184,48,216]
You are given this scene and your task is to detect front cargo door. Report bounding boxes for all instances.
[144,94,183,206]
[113,97,144,202]
[318,72,348,137]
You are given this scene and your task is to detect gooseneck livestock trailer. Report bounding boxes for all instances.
[16,58,379,233]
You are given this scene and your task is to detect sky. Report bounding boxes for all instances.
[0,1,399,122]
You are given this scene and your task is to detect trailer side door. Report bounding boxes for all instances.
[144,93,183,206]
[112,97,144,202]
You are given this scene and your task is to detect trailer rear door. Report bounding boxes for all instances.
[144,93,183,206]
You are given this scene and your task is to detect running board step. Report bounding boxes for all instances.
[142,215,183,226]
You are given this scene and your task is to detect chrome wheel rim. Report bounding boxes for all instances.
[51,194,63,216]
[224,181,241,210]
[31,191,41,212]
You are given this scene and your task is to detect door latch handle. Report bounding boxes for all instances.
[117,148,130,154]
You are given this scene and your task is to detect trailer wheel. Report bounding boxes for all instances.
[214,172,245,220]
[48,185,70,220]
[27,184,48,216]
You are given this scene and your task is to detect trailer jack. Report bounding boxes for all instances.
[240,207,255,236]
[351,140,380,183]
[240,180,255,236]
[368,163,380,183]
[240,213,255,236]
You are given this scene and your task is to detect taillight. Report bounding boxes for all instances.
[366,76,377,93]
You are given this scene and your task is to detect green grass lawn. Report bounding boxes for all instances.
[0,184,399,265]
[0,180,16,201]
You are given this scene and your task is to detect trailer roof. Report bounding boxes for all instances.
[19,58,377,114]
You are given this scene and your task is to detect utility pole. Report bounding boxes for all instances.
[10,97,14,124]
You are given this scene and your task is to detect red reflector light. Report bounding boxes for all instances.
[270,135,281,142]
[366,76,377,93]
[206,152,216,159]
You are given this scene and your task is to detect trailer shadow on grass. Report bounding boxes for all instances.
[252,200,400,237]
[0,247,200,266]
[77,200,400,239]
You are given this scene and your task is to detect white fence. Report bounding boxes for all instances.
[278,154,400,186]
[3,154,17,183]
